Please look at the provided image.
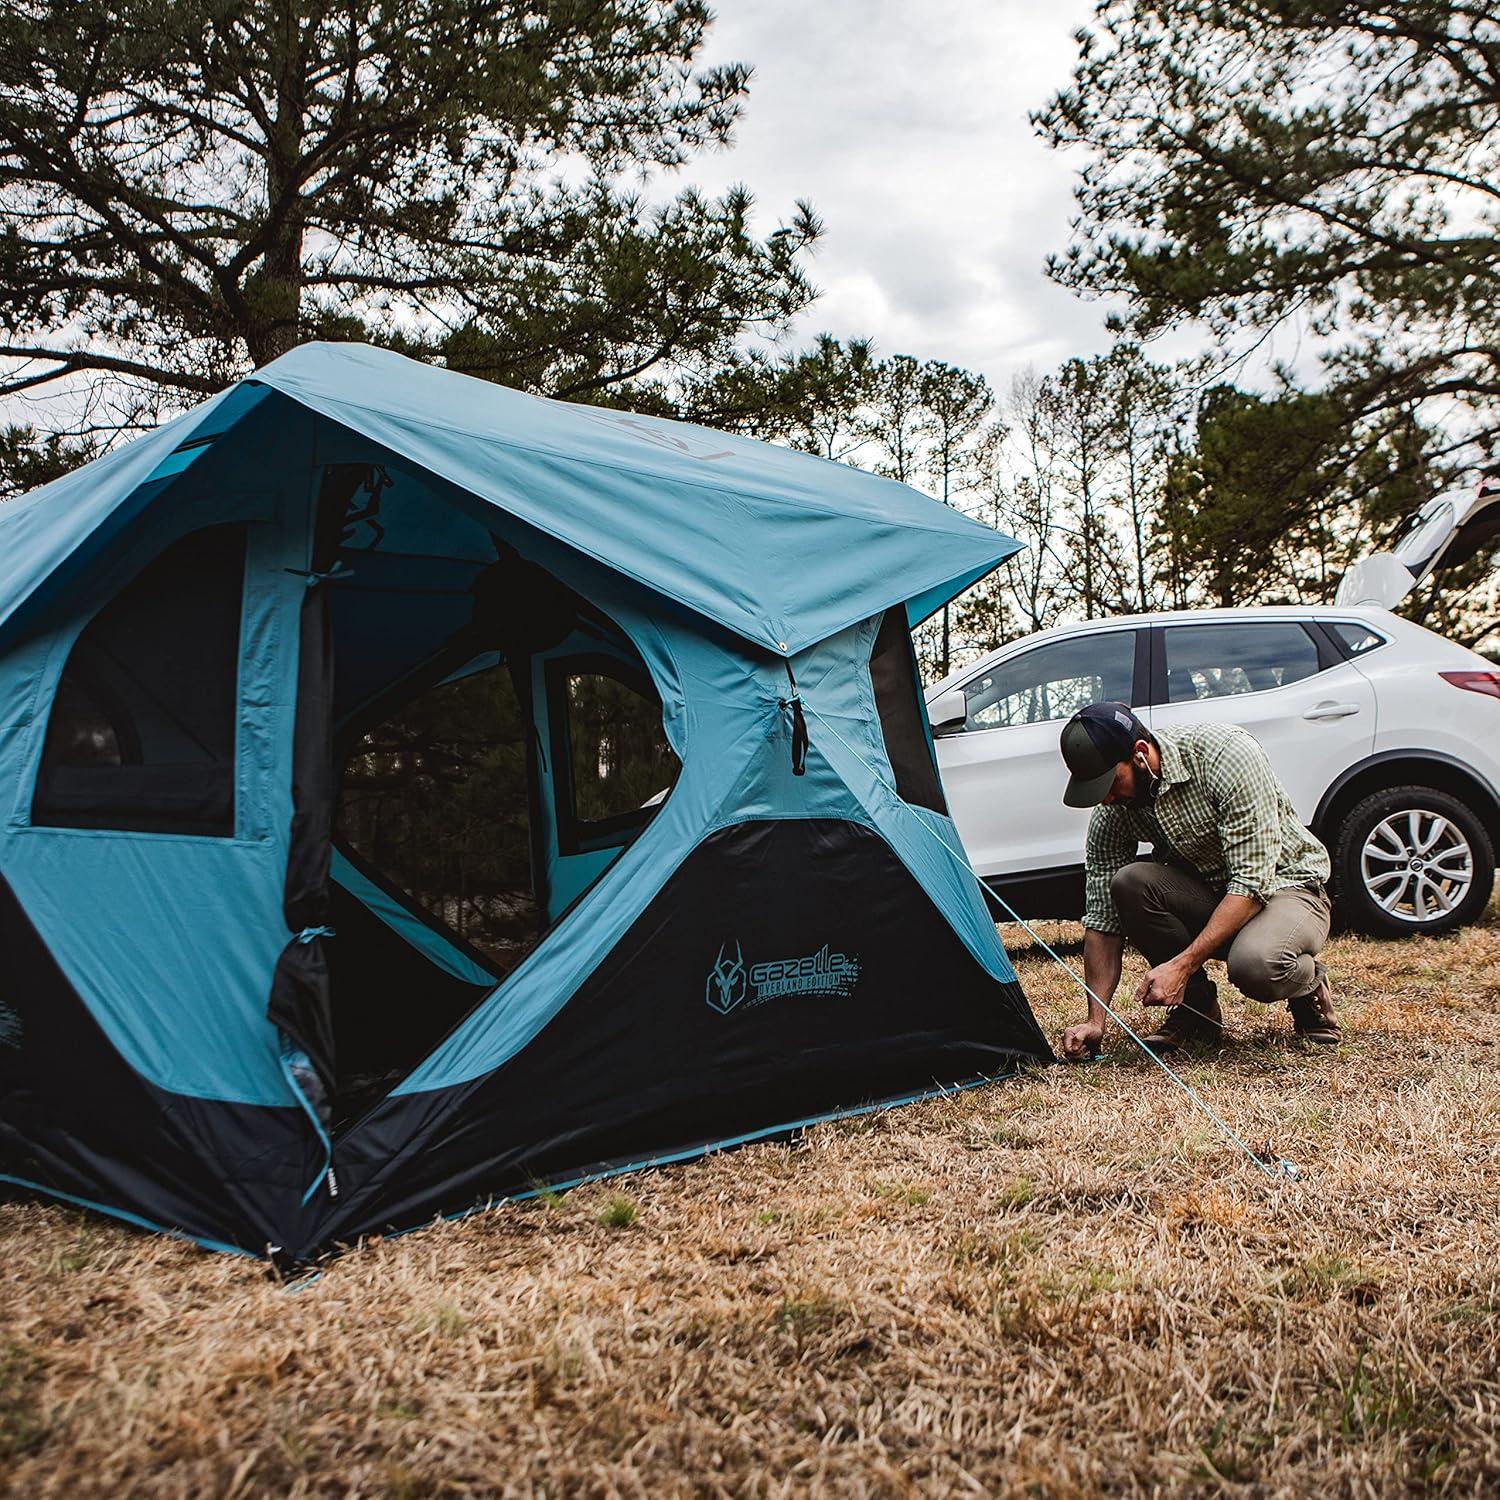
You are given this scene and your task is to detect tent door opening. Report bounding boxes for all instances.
[311,471,681,1127]
[330,657,536,1124]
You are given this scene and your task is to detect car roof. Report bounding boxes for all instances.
[1018,603,1393,629]
[925,602,1418,695]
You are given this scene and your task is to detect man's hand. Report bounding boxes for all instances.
[1135,955,1195,1008]
[1069,928,1123,1064]
[1060,1020,1104,1061]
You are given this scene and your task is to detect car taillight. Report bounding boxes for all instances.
[1440,669,1500,700]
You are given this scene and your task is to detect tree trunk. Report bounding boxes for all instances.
[1081,474,1096,618]
[248,2,307,366]
[1125,434,1148,610]
[249,225,306,366]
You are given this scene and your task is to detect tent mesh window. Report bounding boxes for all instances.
[31,525,247,836]
[868,607,948,815]
[547,656,682,856]
[337,664,538,975]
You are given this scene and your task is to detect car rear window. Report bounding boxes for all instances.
[1328,621,1386,657]
[1162,621,1321,701]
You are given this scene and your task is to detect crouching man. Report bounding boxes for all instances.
[1056,701,1339,1059]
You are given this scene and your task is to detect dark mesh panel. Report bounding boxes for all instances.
[32,526,247,835]
[547,656,681,854]
[869,607,947,815]
[337,664,540,973]
[324,869,492,1130]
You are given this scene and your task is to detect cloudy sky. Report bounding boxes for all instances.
[677,0,1110,394]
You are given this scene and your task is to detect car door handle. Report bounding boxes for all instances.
[1303,701,1362,721]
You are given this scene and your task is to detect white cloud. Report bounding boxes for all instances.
[676,0,1115,389]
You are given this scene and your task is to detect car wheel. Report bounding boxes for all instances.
[1333,785,1495,937]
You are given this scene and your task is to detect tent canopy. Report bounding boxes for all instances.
[0,342,1020,654]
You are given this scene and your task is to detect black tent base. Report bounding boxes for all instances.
[303,819,1052,1261]
[3,1066,1038,1269]
[2,825,1051,1264]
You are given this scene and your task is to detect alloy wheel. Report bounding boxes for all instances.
[1360,809,1476,925]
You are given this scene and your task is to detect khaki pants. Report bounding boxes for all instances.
[1109,860,1329,1007]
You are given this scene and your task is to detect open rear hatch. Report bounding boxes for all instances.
[1337,473,1500,610]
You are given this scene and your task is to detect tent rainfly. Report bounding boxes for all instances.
[0,343,1051,1262]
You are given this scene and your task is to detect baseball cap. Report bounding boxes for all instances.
[1059,701,1150,808]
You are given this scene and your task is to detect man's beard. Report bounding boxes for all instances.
[1123,761,1160,809]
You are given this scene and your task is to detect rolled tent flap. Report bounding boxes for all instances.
[264,575,337,1135]
[265,471,356,1147]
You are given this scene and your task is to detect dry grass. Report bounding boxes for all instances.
[4,905,1500,1497]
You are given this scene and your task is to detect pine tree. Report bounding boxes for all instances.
[1036,1,1500,451]
[0,0,819,433]
[918,361,994,675]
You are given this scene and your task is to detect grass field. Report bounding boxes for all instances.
[3,905,1499,1496]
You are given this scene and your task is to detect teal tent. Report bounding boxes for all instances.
[0,343,1049,1261]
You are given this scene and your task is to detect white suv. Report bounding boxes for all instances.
[927,481,1500,937]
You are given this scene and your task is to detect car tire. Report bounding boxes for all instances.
[1332,785,1495,938]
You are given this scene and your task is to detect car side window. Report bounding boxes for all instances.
[960,632,1136,731]
[1161,621,1322,702]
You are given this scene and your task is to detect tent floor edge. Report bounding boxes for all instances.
[0,1172,265,1260]
[294,1064,1036,1264]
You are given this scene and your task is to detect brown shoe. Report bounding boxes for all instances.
[1288,969,1340,1045]
[1141,989,1224,1053]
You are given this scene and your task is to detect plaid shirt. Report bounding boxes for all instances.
[1082,722,1330,935]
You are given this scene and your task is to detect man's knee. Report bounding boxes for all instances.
[1109,860,1155,913]
[1226,943,1305,1003]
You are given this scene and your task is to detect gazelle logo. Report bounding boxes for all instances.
[0,1000,21,1050]
[705,940,861,1014]
[705,941,748,1014]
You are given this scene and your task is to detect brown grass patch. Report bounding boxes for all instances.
[4,899,1500,1494]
